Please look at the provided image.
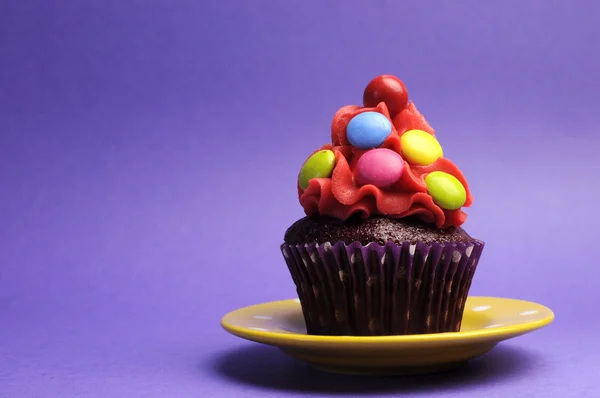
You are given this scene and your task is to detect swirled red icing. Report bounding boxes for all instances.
[298,78,473,229]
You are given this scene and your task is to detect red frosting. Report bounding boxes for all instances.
[298,78,473,229]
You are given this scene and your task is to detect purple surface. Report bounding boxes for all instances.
[0,0,598,396]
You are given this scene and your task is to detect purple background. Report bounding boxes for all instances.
[1,0,598,396]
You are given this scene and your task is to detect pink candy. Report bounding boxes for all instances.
[355,148,404,188]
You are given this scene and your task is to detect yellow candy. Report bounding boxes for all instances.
[400,129,443,166]
[425,171,466,210]
[298,150,336,190]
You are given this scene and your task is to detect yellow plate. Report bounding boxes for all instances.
[221,296,554,375]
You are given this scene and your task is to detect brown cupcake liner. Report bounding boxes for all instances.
[280,240,484,336]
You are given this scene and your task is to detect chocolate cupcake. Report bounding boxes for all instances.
[280,75,484,336]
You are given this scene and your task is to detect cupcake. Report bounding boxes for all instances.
[280,75,484,336]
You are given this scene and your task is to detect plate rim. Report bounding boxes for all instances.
[221,296,555,347]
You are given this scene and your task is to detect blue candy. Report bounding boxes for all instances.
[346,112,392,149]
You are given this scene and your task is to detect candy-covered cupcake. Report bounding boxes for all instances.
[281,75,484,336]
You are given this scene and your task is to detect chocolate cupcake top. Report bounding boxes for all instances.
[284,216,473,245]
[297,75,472,229]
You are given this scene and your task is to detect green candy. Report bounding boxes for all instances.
[298,150,336,190]
[425,171,466,210]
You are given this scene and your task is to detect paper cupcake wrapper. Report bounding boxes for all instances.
[280,240,484,336]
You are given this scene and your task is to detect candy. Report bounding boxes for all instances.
[346,112,392,149]
[356,148,404,188]
[400,129,443,166]
[425,171,466,210]
[298,150,336,190]
[363,75,409,117]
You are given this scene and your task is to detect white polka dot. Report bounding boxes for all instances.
[520,310,539,316]
[465,246,473,257]
[484,324,503,329]
[452,250,461,263]
[409,244,416,255]
[472,305,491,312]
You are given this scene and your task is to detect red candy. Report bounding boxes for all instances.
[363,75,409,117]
